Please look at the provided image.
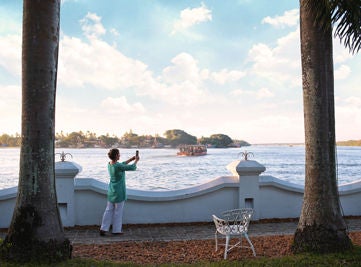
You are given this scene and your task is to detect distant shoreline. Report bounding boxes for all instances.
[2,143,361,148]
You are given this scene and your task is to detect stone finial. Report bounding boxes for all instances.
[238,150,254,160]
[55,151,73,162]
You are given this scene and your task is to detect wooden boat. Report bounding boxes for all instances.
[177,145,207,156]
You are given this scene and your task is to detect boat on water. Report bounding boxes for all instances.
[177,144,207,156]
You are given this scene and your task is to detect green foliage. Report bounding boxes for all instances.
[210,134,233,148]
[55,131,87,148]
[199,134,237,148]
[1,130,250,149]
[163,129,197,147]
[99,134,119,148]
[337,140,361,146]
[304,0,361,53]
[0,134,21,147]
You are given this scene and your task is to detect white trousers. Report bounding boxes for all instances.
[100,201,125,233]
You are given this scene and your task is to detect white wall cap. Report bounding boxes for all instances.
[73,176,239,201]
[227,160,266,176]
[75,178,107,194]
[0,186,17,200]
[260,175,304,193]
[55,161,82,178]
[338,180,361,195]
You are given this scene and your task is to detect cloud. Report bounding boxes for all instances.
[0,34,21,77]
[335,96,361,140]
[172,3,212,34]
[230,87,274,99]
[335,64,351,80]
[80,12,106,39]
[247,29,301,87]
[344,96,361,107]
[58,35,151,90]
[101,96,146,114]
[58,13,219,108]
[333,40,354,63]
[211,69,246,84]
[262,9,299,28]
[0,85,21,134]
[257,87,274,98]
[230,88,246,97]
[110,28,120,37]
[162,52,202,84]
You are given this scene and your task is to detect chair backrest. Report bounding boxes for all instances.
[213,208,254,235]
[212,214,228,235]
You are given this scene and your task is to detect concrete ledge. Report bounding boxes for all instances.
[0,186,17,201]
[128,176,239,201]
[338,180,361,195]
[260,175,304,193]
[1,159,361,227]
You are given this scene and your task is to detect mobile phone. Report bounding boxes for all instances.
[136,150,139,157]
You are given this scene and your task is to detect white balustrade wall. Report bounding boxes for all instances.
[1,159,361,228]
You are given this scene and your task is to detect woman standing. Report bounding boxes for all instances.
[100,148,139,236]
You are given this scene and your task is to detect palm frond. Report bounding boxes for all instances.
[302,0,361,53]
[331,0,361,53]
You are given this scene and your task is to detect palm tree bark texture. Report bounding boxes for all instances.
[292,0,352,253]
[0,0,72,262]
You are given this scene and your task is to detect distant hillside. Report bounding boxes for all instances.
[336,140,361,146]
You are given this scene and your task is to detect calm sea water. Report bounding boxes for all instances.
[1,145,360,191]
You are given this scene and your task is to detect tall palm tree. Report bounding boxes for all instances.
[293,0,360,253]
[1,0,71,262]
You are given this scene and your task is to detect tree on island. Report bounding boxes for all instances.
[199,134,234,148]
[292,0,360,253]
[1,0,71,263]
[164,129,197,147]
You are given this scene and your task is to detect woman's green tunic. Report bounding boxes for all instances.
[107,161,136,203]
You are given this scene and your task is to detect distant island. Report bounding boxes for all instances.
[2,130,359,148]
[0,129,251,149]
[336,140,361,146]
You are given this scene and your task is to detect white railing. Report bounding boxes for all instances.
[1,160,361,227]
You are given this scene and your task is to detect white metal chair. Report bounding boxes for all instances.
[212,208,256,259]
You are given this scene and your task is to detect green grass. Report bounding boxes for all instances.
[2,246,361,267]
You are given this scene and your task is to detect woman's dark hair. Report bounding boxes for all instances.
[108,148,119,161]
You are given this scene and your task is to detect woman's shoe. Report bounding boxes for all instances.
[99,230,106,236]
[112,232,123,236]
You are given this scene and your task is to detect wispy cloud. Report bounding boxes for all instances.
[262,9,299,28]
[0,34,21,76]
[80,12,106,39]
[172,2,212,35]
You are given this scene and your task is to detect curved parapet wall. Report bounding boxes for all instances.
[258,176,304,219]
[1,160,361,227]
[73,176,240,225]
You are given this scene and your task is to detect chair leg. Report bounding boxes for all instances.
[244,233,256,256]
[214,231,218,251]
[224,235,230,259]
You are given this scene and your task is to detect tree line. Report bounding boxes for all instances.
[0,129,250,148]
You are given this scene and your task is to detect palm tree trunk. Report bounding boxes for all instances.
[292,0,352,253]
[1,0,71,262]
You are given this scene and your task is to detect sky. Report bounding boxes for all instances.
[0,0,360,144]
